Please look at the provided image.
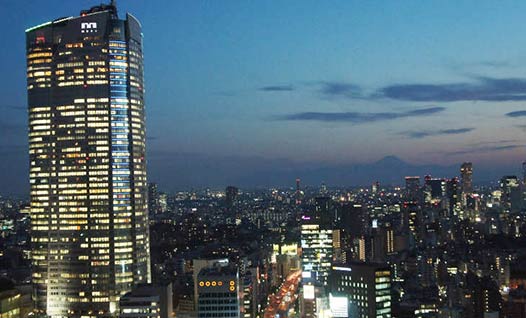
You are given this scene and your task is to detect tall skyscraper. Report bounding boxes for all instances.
[424,176,447,200]
[460,162,473,209]
[404,176,420,203]
[148,183,161,215]
[295,178,302,205]
[26,3,150,317]
[460,162,473,195]
[225,186,239,209]
[500,176,521,212]
[301,199,334,286]
[446,178,460,216]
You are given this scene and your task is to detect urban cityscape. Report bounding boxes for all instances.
[2,2,526,318]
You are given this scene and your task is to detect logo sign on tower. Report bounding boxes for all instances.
[81,22,97,33]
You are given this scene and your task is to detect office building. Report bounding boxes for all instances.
[402,202,422,245]
[241,269,258,318]
[331,263,391,318]
[446,178,460,216]
[405,176,420,203]
[26,2,150,316]
[119,284,173,318]
[193,259,229,310]
[0,288,21,318]
[225,186,239,210]
[300,197,335,286]
[500,176,522,212]
[371,181,379,195]
[424,176,446,200]
[148,183,161,215]
[460,162,473,195]
[196,266,241,318]
[301,223,333,286]
[295,178,303,205]
[460,162,473,208]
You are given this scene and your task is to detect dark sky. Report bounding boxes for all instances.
[1,1,526,196]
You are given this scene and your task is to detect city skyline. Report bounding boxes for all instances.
[3,1,526,195]
[4,3,526,318]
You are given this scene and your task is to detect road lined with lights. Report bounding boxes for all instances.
[263,270,302,318]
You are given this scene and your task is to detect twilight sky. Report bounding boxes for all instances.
[2,1,526,195]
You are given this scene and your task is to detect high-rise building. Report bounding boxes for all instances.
[424,176,447,200]
[148,183,160,215]
[446,178,460,216]
[460,162,473,197]
[405,176,420,203]
[320,182,328,195]
[372,181,379,194]
[241,269,259,318]
[300,223,333,286]
[500,176,522,212]
[301,197,334,286]
[330,263,391,318]
[460,162,473,209]
[225,186,239,209]
[313,196,334,227]
[26,3,150,316]
[196,266,241,318]
[192,259,229,310]
[295,178,302,205]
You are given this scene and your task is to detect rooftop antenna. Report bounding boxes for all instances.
[109,0,118,17]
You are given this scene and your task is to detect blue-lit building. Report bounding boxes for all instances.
[26,2,150,317]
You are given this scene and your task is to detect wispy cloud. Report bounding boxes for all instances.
[447,144,522,156]
[506,110,526,117]
[377,77,526,102]
[260,85,294,92]
[401,127,474,139]
[477,60,511,68]
[276,106,445,123]
[446,60,512,70]
[319,81,362,99]
[470,139,520,147]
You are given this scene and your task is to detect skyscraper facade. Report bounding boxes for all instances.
[460,162,473,209]
[460,162,473,195]
[500,176,521,212]
[331,263,391,318]
[301,199,334,286]
[404,176,420,203]
[197,266,241,318]
[446,178,460,216]
[26,3,150,317]
[225,186,239,209]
